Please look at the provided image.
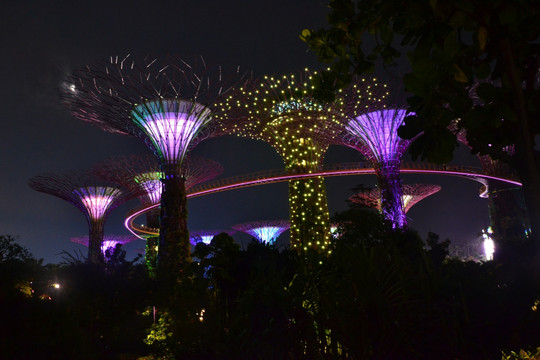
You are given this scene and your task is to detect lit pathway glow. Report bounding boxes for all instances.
[125,161,522,239]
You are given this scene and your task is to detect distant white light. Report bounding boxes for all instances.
[482,227,495,261]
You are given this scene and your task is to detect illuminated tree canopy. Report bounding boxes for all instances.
[63,55,249,166]
[28,171,138,264]
[93,153,223,207]
[349,184,441,214]
[190,230,234,246]
[71,234,138,257]
[232,220,290,244]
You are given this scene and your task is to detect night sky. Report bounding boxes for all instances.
[1,0,489,263]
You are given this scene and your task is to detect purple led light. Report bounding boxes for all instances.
[190,230,229,246]
[346,109,411,162]
[71,235,137,255]
[73,187,122,220]
[135,173,163,205]
[102,240,122,254]
[131,100,212,164]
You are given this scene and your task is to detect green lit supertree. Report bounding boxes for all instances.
[215,69,343,253]
[63,55,248,282]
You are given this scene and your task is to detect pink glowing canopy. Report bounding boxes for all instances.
[73,187,122,220]
[131,99,212,164]
[134,172,163,205]
[346,109,412,163]
[71,234,137,255]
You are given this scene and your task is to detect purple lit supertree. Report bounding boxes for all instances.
[95,153,223,276]
[71,234,138,260]
[232,220,290,245]
[29,171,138,264]
[215,69,344,253]
[92,153,223,276]
[349,184,441,214]
[337,78,412,228]
[63,55,249,280]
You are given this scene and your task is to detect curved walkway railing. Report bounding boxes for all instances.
[125,161,522,238]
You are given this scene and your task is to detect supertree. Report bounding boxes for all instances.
[349,184,441,214]
[71,234,138,260]
[92,153,223,276]
[29,171,138,264]
[215,69,344,253]
[63,55,249,281]
[232,220,290,245]
[190,230,234,246]
[451,122,530,247]
[337,78,412,228]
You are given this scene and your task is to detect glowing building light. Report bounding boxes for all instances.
[233,220,290,244]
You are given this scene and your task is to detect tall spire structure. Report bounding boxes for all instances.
[232,220,290,245]
[29,171,136,264]
[92,153,223,276]
[215,69,343,253]
[63,55,248,280]
[349,184,441,214]
[337,78,411,227]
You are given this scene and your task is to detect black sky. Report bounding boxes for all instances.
[1,0,489,263]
